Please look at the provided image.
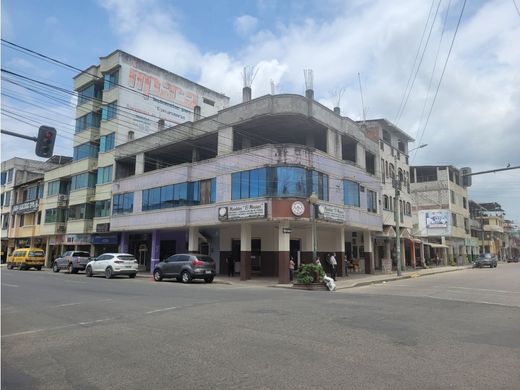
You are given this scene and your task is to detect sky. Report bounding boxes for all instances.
[1,0,519,224]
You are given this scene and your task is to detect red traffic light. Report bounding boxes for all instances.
[35,126,57,158]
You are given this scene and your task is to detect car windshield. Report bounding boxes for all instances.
[483,254,492,259]
[195,255,214,263]
[117,255,136,261]
[75,252,91,257]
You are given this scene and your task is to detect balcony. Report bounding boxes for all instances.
[66,219,94,234]
[44,194,69,209]
[68,188,96,206]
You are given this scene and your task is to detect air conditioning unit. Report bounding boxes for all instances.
[57,194,68,201]
[56,224,66,233]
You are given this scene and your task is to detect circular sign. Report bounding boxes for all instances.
[218,207,227,217]
[291,201,305,216]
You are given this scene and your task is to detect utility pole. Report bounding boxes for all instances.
[394,174,402,276]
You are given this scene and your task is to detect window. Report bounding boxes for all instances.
[102,101,117,121]
[1,190,11,206]
[94,200,111,217]
[450,190,456,204]
[379,141,384,151]
[276,167,307,197]
[405,202,412,216]
[142,178,216,211]
[463,197,467,209]
[47,181,60,197]
[26,186,39,201]
[383,195,389,210]
[103,69,119,91]
[19,214,24,227]
[78,83,102,105]
[2,213,9,230]
[344,180,360,207]
[464,218,470,233]
[367,190,377,213]
[452,213,458,226]
[389,163,395,179]
[382,129,391,143]
[381,159,385,184]
[311,171,328,201]
[385,161,389,178]
[127,131,134,141]
[342,136,357,163]
[45,208,67,223]
[75,112,101,133]
[203,97,215,106]
[68,203,94,220]
[73,142,98,161]
[365,152,376,175]
[97,165,113,185]
[71,172,96,191]
[99,133,115,153]
[113,193,134,215]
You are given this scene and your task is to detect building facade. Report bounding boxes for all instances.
[469,201,511,260]
[109,93,383,283]
[362,119,416,270]
[410,165,474,264]
[40,50,230,265]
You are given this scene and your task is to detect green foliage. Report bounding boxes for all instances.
[296,263,325,284]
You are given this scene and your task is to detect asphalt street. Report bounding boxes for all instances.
[2,264,520,390]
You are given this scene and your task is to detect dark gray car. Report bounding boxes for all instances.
[474,253,498,268]
[53,251,93,273]
[153,254,216,283]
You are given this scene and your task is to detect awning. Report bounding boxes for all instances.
[424,243,449,249]
[381,226,396,238]
[412,238,423,243]
[400,228,412,239]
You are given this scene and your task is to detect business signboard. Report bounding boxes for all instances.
[218,203,267,221]
[425,210,449,228]
[316,204,345,223]
[11,200,39,214]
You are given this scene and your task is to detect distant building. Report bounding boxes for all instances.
[410,165,474,265]
[469,201,511,260]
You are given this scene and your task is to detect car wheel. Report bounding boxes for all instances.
[53,262,60,272]
[128,273,136,279]
[105,267,113,279]
[204,276,214,283]
[18,264,25,271]
[86,266,93,277]
[181,270,192,284]
[7,263,13,270]
[176,276,182,283]
[36,266,42,271]
[153,269,163,282]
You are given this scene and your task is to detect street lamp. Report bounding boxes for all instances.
[395,143,428,276]
[309,192,319,261]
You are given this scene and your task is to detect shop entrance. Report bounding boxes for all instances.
[160,240,176,260]
[290,239,301,267]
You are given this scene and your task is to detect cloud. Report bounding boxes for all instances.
[234,15,258,37]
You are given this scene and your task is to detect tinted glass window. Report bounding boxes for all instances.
[117,255,136,261]
[195,255,215,263]
[29,251,44,257]
[74,252,91,257]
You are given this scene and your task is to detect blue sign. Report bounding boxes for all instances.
[91,235,119,245]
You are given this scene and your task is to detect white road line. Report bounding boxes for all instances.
[54,302,82,307]
[445,286,520,294]
[2,317,115,339]
[52,298,112,308]
[1,283,19,287]
[423,295,520,308]
[146,306,177,314]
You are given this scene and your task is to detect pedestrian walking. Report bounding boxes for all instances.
[226,256,235,277]
[329,252,337,281]
[289,256,295,282]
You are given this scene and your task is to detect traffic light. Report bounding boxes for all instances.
[35,126,56,158]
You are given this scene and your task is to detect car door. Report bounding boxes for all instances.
[59,251,70,269]
[162,255,176,277]
[171,255,186,276]
[93,255,108,273]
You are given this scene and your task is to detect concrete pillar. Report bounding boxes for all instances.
[240,224,251,281]
[135,153,145,175]
[363,231,375,274]
[192,148,200,162]
[44,238,51,267]
[120,232,129,253]
[151,230,160,273]
[188,227,199,253]
[278,221,290,283]
[411,241,416,269]
[218,127,233,155]
[384,240,391,259]
[356,144,366,169]
[334,226,345,277]
[401,239,406,271]
[420,243,425,266]
[327,129,339,158]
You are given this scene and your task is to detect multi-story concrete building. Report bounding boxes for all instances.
[40,50,230,263]
[1,157,71,261]
[361,119,416,270]
[469,201,509,260]
[410,165,473,264]
[109,91,383,283]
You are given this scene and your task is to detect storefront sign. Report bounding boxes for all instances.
[91,234,119,245]
[425,210,449,228]
[66,234,91,245]
[219,203,267,221]
[316,204,345,223]
[12,200,39,214]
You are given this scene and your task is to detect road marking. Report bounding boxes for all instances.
[1,283,19,287]
[52,298,112,308]
[423,295,520,308]
[146,306,177,314]
[445,286,520,294]
[54,302,82,307]
[2,317,115,339]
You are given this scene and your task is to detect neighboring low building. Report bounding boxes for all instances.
[410,165,473,264]
[469,201,511,260]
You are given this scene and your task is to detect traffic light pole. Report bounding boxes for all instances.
[1,129,37,142]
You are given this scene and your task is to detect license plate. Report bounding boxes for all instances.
[125,265,132,268]
[205,270,212,274]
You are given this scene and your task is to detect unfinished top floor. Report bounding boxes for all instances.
[410,165,471,188]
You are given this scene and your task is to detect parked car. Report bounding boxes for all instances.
[507,256,519,263]
[153,253,216,283]
[474,253,498,268]
[7,248,45,270]
[53,251,93,273]
[85,253,138,279]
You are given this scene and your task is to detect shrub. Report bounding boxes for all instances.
[296,263,325,284]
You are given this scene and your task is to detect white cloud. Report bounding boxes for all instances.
[234,15,258,37]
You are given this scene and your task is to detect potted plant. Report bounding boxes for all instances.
[296,263,325,285]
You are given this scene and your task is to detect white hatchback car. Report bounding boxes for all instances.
[85,253,138,279]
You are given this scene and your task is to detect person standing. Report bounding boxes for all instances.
[226,256,235,277]
[329,252,337,281]
[289,257,295,282]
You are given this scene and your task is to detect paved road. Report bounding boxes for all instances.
[2,264,520,390]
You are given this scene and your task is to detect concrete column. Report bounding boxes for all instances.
[151,230,160,273]
[411,241,416,269]
[327,129,339,158]
[218,127,233,155]
[191,148,200,162]
[363,231,375,274]
[384,240,391,259]
[401,239,406,271]
[120,232,129,253]
[240,224,252,281]
[188,227,199,253]
[278,221,290,284]
[420,243,425,266]
[135,153,145,175]
[357,144,366,169]
[44,238,51,267]
[334,226,345,277]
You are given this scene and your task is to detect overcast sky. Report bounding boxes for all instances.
[1,0,519,223]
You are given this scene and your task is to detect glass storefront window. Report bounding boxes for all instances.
[344,180,360,207]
